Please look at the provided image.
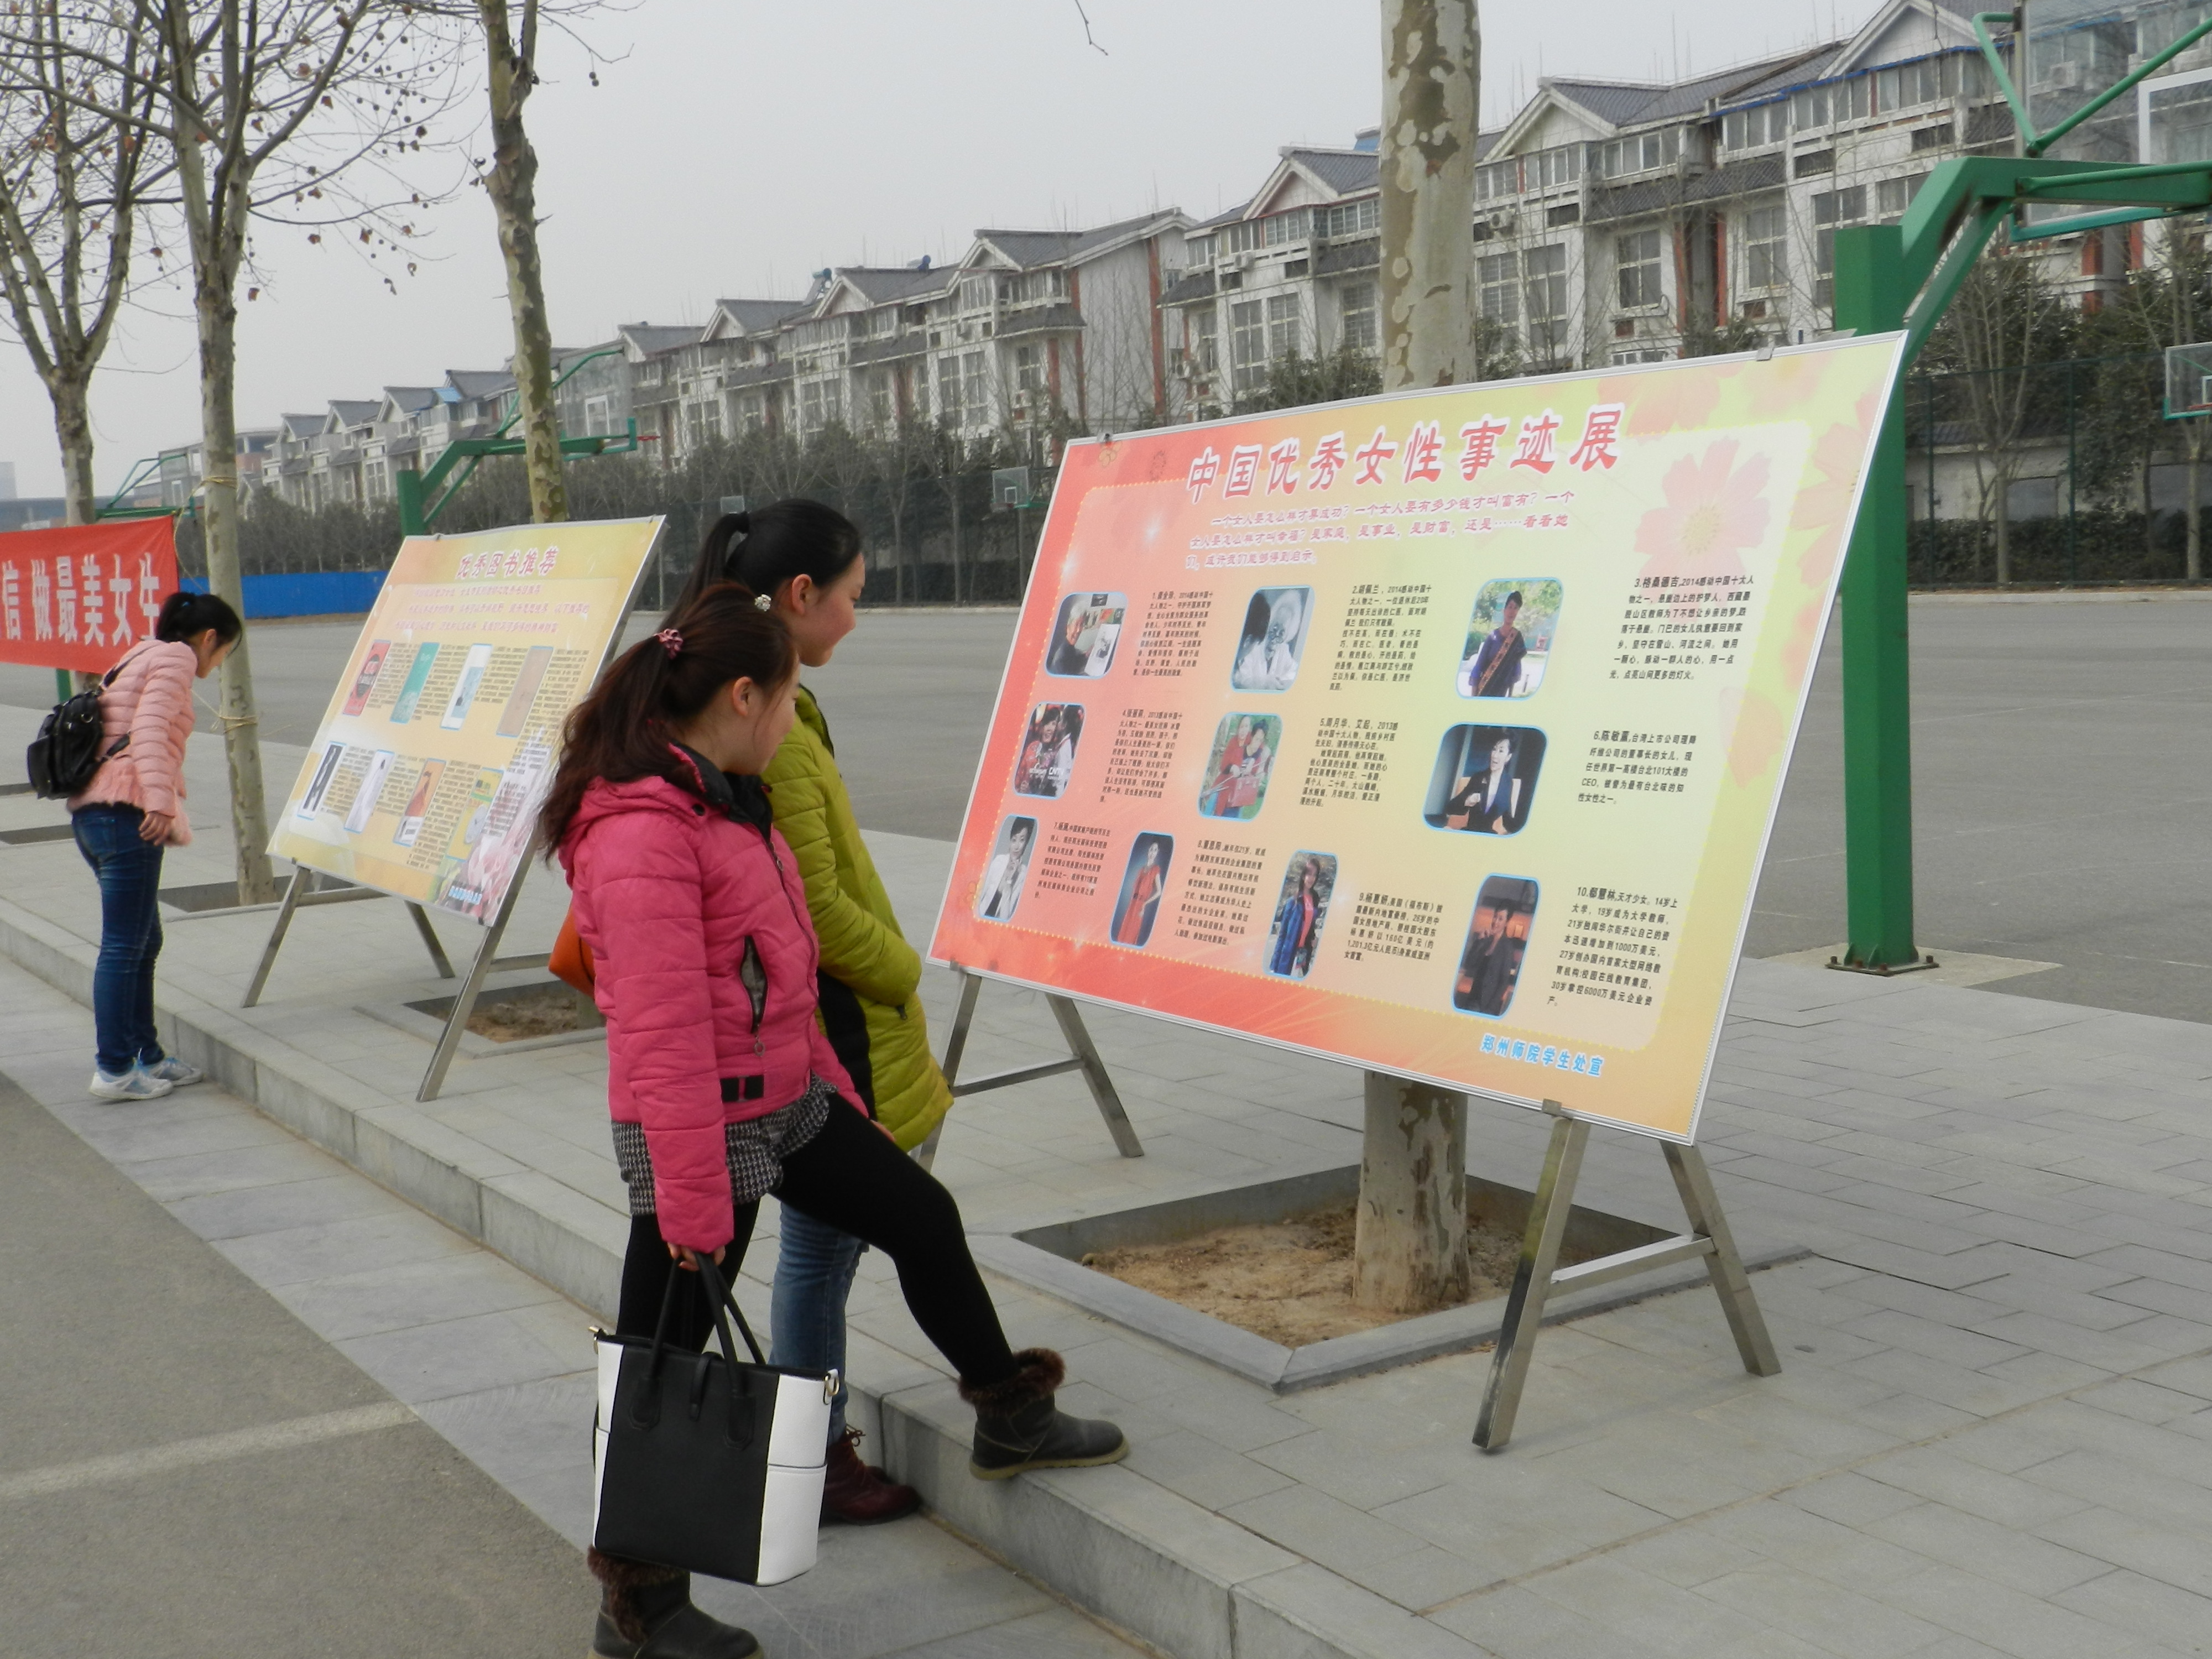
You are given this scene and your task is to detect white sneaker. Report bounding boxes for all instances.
[142,1056,205,1088]
[89,1066,173,1102]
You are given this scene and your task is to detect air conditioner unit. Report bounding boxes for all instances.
[2044,60,2083,91]
[1235,251,1258,271]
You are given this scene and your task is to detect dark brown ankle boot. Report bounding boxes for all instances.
[587,1551,761,1658]
[962,1348,1127,1480]
[821,1427,921,1525]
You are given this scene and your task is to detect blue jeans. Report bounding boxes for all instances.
[72,804,168,1076]
[770,1206,866,1443]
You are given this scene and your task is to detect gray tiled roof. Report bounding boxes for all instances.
[1159,268,1217,306]
[831,267,950,304]
[713,298,808,333]
[280,414,321,439]
[446,369,517,398]
[973,230,1079,267]
[382,387,439,414]
[1285,148,1379,196]
[328,400,378,426]
[615,325,700,356]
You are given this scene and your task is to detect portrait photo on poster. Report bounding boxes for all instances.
[343,750,397,834]
[441,642,494,731]
[1458,578,1563,699]
[1012,702,1085,799]
[1453,875,1539,1018]
[388,643,439,724]
[342,641,390,716]
[1230,586,1313,692]
[1108,832,1173,949]
[1265,851,1337,980]
[1045,591,1127,677]
[1425,724,1547,834]
[1198,713,1282,821]
[976,815,1039,921]
[394,759,445,848]
[298,742,345,818]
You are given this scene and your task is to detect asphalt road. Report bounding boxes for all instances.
[7,594,2208,1023]
[0,1067,592,1656]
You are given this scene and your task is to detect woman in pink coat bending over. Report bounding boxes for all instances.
[69,591,242,1101]
[545,582,1124,1659]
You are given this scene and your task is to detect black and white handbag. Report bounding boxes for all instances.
[590,1256,833,1586]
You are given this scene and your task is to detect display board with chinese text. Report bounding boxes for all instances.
[0,519,182,674]
[269,519,660,921]
[930,340,1902,1141]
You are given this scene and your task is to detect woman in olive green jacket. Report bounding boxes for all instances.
[675,500,951,1524]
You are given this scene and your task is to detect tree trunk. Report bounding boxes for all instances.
[179,127,279,905]
[53,377,99,526]
[1360,0,1478,1316]
[1994,482,2011,586]
[479,1,567,525]
[1379,0,1480,390]
[2189,432,2204,581]
[1353,1074,1470,1311]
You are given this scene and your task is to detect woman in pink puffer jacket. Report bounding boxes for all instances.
[545,582,1124,1659]
[69,591,242,1102]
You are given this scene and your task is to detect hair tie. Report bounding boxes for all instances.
[753,593,771,612]
[656,628,682,659]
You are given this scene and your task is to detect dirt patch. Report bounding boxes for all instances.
[465,984,591,1044]
[1082,1202,1575,1348]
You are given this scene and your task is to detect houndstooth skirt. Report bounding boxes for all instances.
[611,1076,838,1217]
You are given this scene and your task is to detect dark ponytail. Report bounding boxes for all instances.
[538,581,797,856]
[154,589,244,647]
[673,498,862,616]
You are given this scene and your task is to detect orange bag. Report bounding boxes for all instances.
[549,905,596,994]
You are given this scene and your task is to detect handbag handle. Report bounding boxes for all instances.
[633,1252,766,1448]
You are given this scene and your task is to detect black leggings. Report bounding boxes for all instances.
[616,1100,1017,1391]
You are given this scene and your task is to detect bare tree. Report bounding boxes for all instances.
[0,3,170,525]
[1360,0,1478,1317]
[17,2,468,901]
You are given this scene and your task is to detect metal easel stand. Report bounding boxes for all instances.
[242,865,456,1008]
[416,865,551,1103]
[1474,1100,1780,1452]
[914,967,1144,1169]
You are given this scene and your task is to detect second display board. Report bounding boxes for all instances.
[931,338,1902,1141]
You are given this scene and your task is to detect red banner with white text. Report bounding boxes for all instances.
[0,518,182,675]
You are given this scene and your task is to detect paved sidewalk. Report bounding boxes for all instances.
[7,708,2212,1658]
[0,962,1144,1659]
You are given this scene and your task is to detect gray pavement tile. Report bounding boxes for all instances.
[1702,1499,1940,1597]
[1864,1563,2135,1659]
[1430,1582,1677,1659]
[2141,1353,2212,1400]
[1221,1481,1432,1577]
[1845,1390,1984,1443]
[1840,1308,2032,1371]
[1520,1554,1769,1658]
[211,1204,481,1286]
[1970,1310,2207,1374]
[1865,1500,2115,1595]
[114,1134,344,1201]
[1119,1426,1298,1510]
[2021,1448,2212,1532]
[1838,1345,2061,1419]
[2095,1275,2212,1327]
[1786,1471,1929,1528]
[1342,1543,1499,1614]
[2069,1377,2212,1425]
[335,1299,592,1405]
[163,1171,410,1240]
[413,1371,596,1491]
[1692,1560,1950,1658]
[1857,1446,2090,1528]
[2052,1567,2212,1656]
[1604,1525,1769,1590]
[2033,1506,2212,1599]
[879,1605,1155,1659]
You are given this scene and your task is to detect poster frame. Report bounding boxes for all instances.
[927,335,1906,1147]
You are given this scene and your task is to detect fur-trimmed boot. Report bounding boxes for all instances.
[586,1551,761,1658]
[961,1348,1128,1480]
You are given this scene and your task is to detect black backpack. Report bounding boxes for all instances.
[25,654,135,800]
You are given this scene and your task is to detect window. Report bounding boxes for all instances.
[1478,251,1520,325]
[1340,282,1378,351]
[1266,292,1301,360]
[1527,144,1582,190]
[1745,205,1787,290]
[1595,128,1680,178]
[1723,103,1788,150]
[935,357,966,424]
[1262,208,1311,247]
[1230,299,1267,395]
[1813,189,1866,309]
[869,309,897,338]
[1796,150,1835,178]
[1476,158,1520,201]
[1812,186,1867,226]
[1616,229,1664,309]
[1192,309,1219,374]
[798,378,839,432]
[959,276,997,311]
[1911,122,1955,152]
[1876,57,1943,113]
[1876,173,1926,222]
[1525,244,1569,357]
[961,352,989,423]
[1014,344,1045,397]
[1322,197,1380,239]
[867,374,894,429]
[1791,85,1832,130]
[1186,235,1214,265]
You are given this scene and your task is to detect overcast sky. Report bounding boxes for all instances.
[0,0,1879,498]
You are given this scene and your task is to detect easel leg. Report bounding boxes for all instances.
[1475,1107,1589,1452]
[241,868,309,1009]
[940,969,984,1090]
[405,904,456,979]
[418,890,521,1103]
[1665,1142,1781,1377]
[1047,994,1144,1159]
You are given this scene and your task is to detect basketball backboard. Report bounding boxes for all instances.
[2164,340,2212,417]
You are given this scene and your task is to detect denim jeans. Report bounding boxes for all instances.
[72,804,168,1076]
[769,1205,867,1443]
